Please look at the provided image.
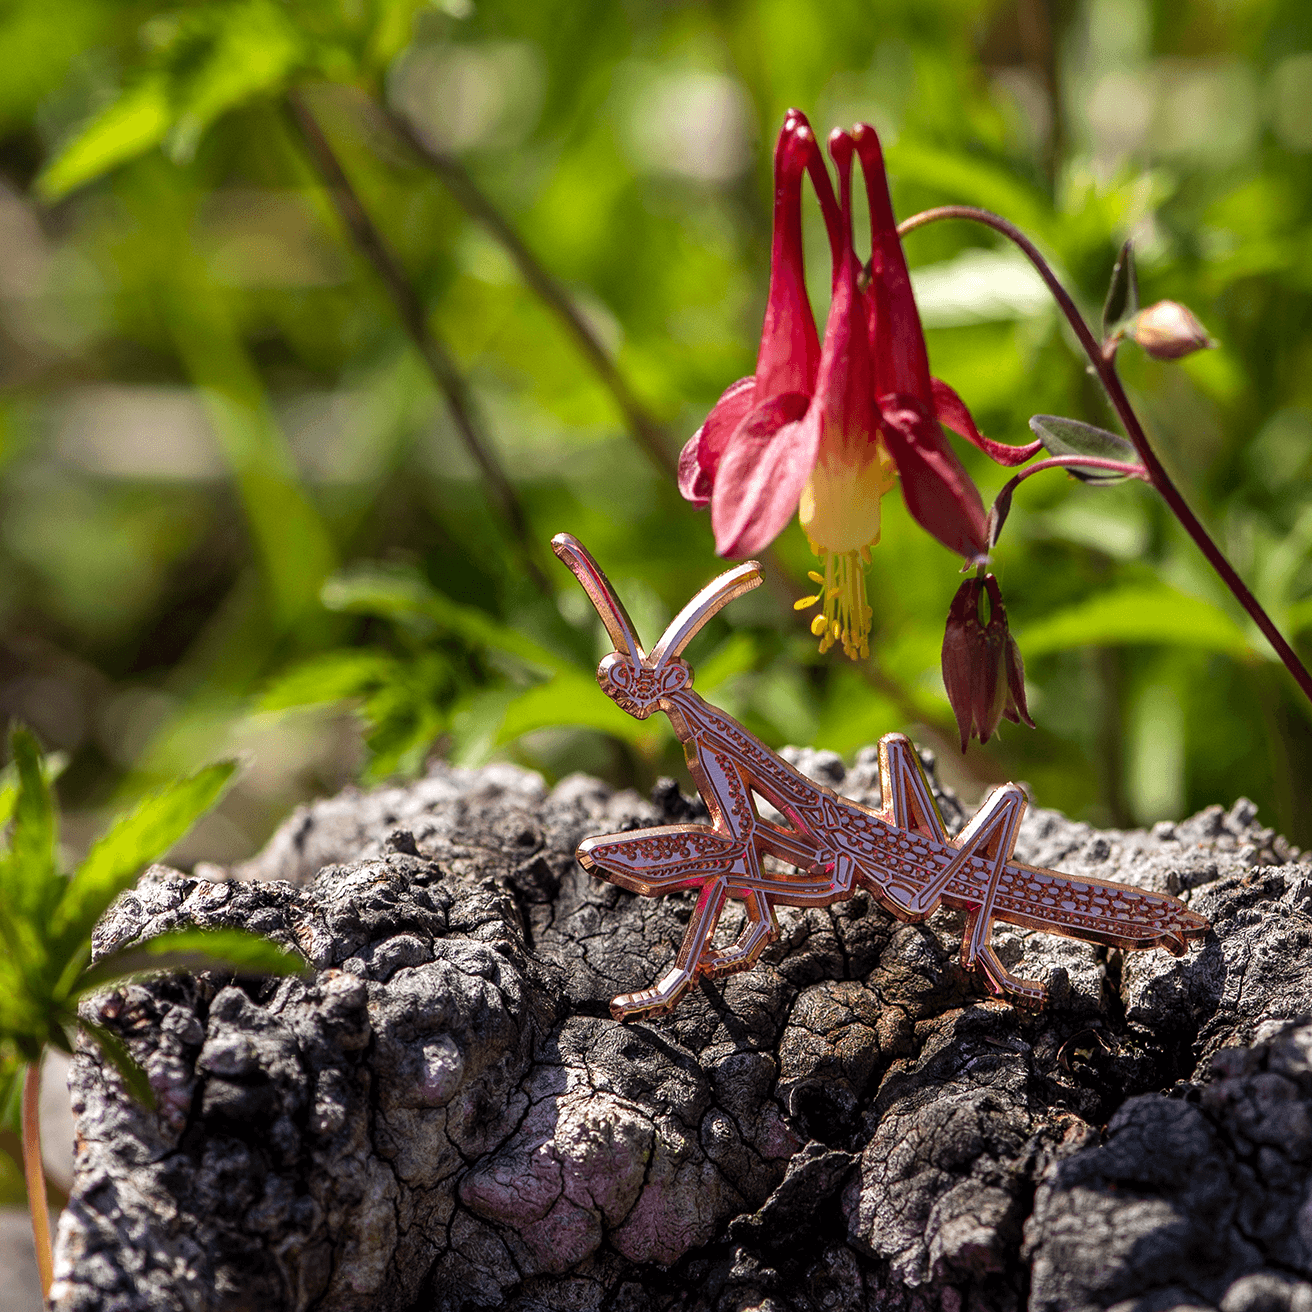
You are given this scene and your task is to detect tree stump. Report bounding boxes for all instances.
[48,747,1312,1312]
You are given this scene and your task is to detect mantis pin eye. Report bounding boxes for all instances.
[599,653,635,689]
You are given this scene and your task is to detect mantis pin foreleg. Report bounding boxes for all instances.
[875,736,1044,1004]
[611,876,729,1019]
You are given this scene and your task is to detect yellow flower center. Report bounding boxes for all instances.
[794,444,895,660]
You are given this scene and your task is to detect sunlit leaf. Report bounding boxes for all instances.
[36,79,171,200]
[1,728,60,924]
[52,762,237,949]
[322,566,568,672]
[162,0,306,163]
[75,927,307,995]
[0,1053,21,1136]
[259,650,398,711]
[0,750,67,836]
[170,305,336,626]
[884,142,1052,241]
[495,670,658,745]
[1028,415,1141,482]
[694,632,759,693]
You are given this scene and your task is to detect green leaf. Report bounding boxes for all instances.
[695,632,759,693]
[37,79,171,200]
[1017,586,1254,661]
[75,927,308,996]
[1028,415,1141,482]
[0,750,67,836]
[0,1054,22,1136]
[52,761,237,949]
[170,299,337,626]
[494,669,660,746]
[322,566,569,672]
[161,0,305,164]
[2,727,60,924]
[258,649,398,712]
[1102,240,1140,338]
[79,1020,154,1108]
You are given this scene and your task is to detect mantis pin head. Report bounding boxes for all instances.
[551,533,764,719]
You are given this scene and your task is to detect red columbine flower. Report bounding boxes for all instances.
[677,109,842,538]
[679,111,1042,664]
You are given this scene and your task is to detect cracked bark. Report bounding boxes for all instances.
[45,745,1312,1312]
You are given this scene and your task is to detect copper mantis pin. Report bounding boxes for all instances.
[553,534,1210,1022]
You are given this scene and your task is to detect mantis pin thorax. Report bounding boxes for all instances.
[552,533,1210,1023]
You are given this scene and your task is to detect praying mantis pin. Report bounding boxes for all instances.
[553,534,1210,1022]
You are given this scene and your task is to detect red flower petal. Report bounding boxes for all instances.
[931,378,1042,467]
[879,395,989,560]
[710,391,816,557]
[678,375,756,506]
[850,125,935,403]
[1003,631,1035,728]
[942,579,982,752]
[805,130,878,465]
[755,114,831,400]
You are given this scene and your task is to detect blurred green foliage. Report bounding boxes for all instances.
[3,0,1312,853]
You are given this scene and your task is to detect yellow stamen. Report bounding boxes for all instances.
[793,595,819,610]
[796,541,877,660]
[793,440,894,660]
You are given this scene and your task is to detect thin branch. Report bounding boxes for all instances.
[286,90,552,596]
[23,1060,53,1299]
[378,104,679,482]
[1003,455,1150,486]
[899,204,1312,708]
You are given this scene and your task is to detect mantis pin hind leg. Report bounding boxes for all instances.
[952,783,1047,1008]
[868,734,952,916]
[879,734,951,843]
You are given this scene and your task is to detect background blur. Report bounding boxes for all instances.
[1,0,1312,881]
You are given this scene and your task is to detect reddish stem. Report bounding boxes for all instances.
[23,1060,53,1299]
[1005,455,1150,486]
[898,204,1312,707]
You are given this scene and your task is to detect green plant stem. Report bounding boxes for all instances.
[379,104,679,482]
[898,204,1312,710]
[285,90,552,597]
[22,1059,53,1300]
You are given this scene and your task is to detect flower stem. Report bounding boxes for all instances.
[22,1059,53,1300]
[898,204,1312,707]
[285,90,552,597]
[1005,455,1151,486]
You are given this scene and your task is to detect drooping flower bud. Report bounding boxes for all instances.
[941,575,1035,751]
[1126,300,1213,361]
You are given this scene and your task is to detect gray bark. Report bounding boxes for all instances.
[46,745,1312,1312]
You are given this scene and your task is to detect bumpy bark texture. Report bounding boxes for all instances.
[48,746,1312,1312]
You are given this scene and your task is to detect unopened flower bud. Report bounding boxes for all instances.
[941,575,1035,751]
[1127,300,1213,361]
